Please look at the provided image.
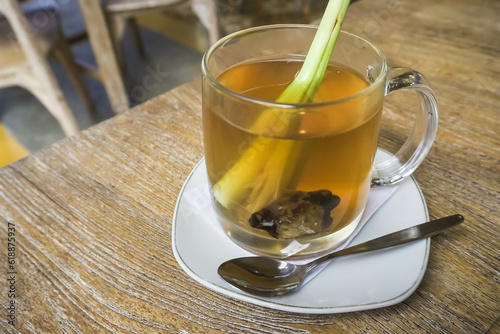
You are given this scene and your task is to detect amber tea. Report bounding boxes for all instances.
[203,59,383,256]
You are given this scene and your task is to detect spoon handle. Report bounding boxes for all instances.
[306,214,464,272]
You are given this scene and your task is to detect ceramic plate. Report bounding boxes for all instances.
[172,150,429,313]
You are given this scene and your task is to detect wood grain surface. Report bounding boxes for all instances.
[1,0,499,333]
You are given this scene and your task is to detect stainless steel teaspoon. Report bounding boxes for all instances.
[218,214,464,297]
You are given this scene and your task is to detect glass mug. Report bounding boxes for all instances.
[201,25,438,258]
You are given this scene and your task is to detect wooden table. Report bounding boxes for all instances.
[1,0,498,332]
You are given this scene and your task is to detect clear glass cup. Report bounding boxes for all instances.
[201,25,438,258]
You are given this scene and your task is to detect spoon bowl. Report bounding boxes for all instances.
[218,214,464,297]
[218,258,306,296]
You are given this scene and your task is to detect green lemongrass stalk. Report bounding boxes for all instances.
[276,0,350,104]
[213,0,351,211]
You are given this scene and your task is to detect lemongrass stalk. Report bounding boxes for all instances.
[245,140,306,212]
[213,0,351,210]
[276,0,350,104]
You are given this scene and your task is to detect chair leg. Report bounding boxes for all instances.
[19,63,79,136]
[31,85,80,136]
[106,13,128,75]
[52,29,95,113]
[127,17,145,57]
[191,0,220,45]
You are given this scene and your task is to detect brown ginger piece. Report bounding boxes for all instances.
[248,190,341,239]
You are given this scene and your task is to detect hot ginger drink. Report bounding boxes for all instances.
[203,59,383,257]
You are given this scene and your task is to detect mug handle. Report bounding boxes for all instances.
[372,66,439,186]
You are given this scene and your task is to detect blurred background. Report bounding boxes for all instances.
[0,0,329,167]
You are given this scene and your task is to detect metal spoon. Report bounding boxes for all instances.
[218,214,464,297]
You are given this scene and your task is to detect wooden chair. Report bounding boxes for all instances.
[102,0,220,72]
[0,0,93,136]
[76,0,219,115]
